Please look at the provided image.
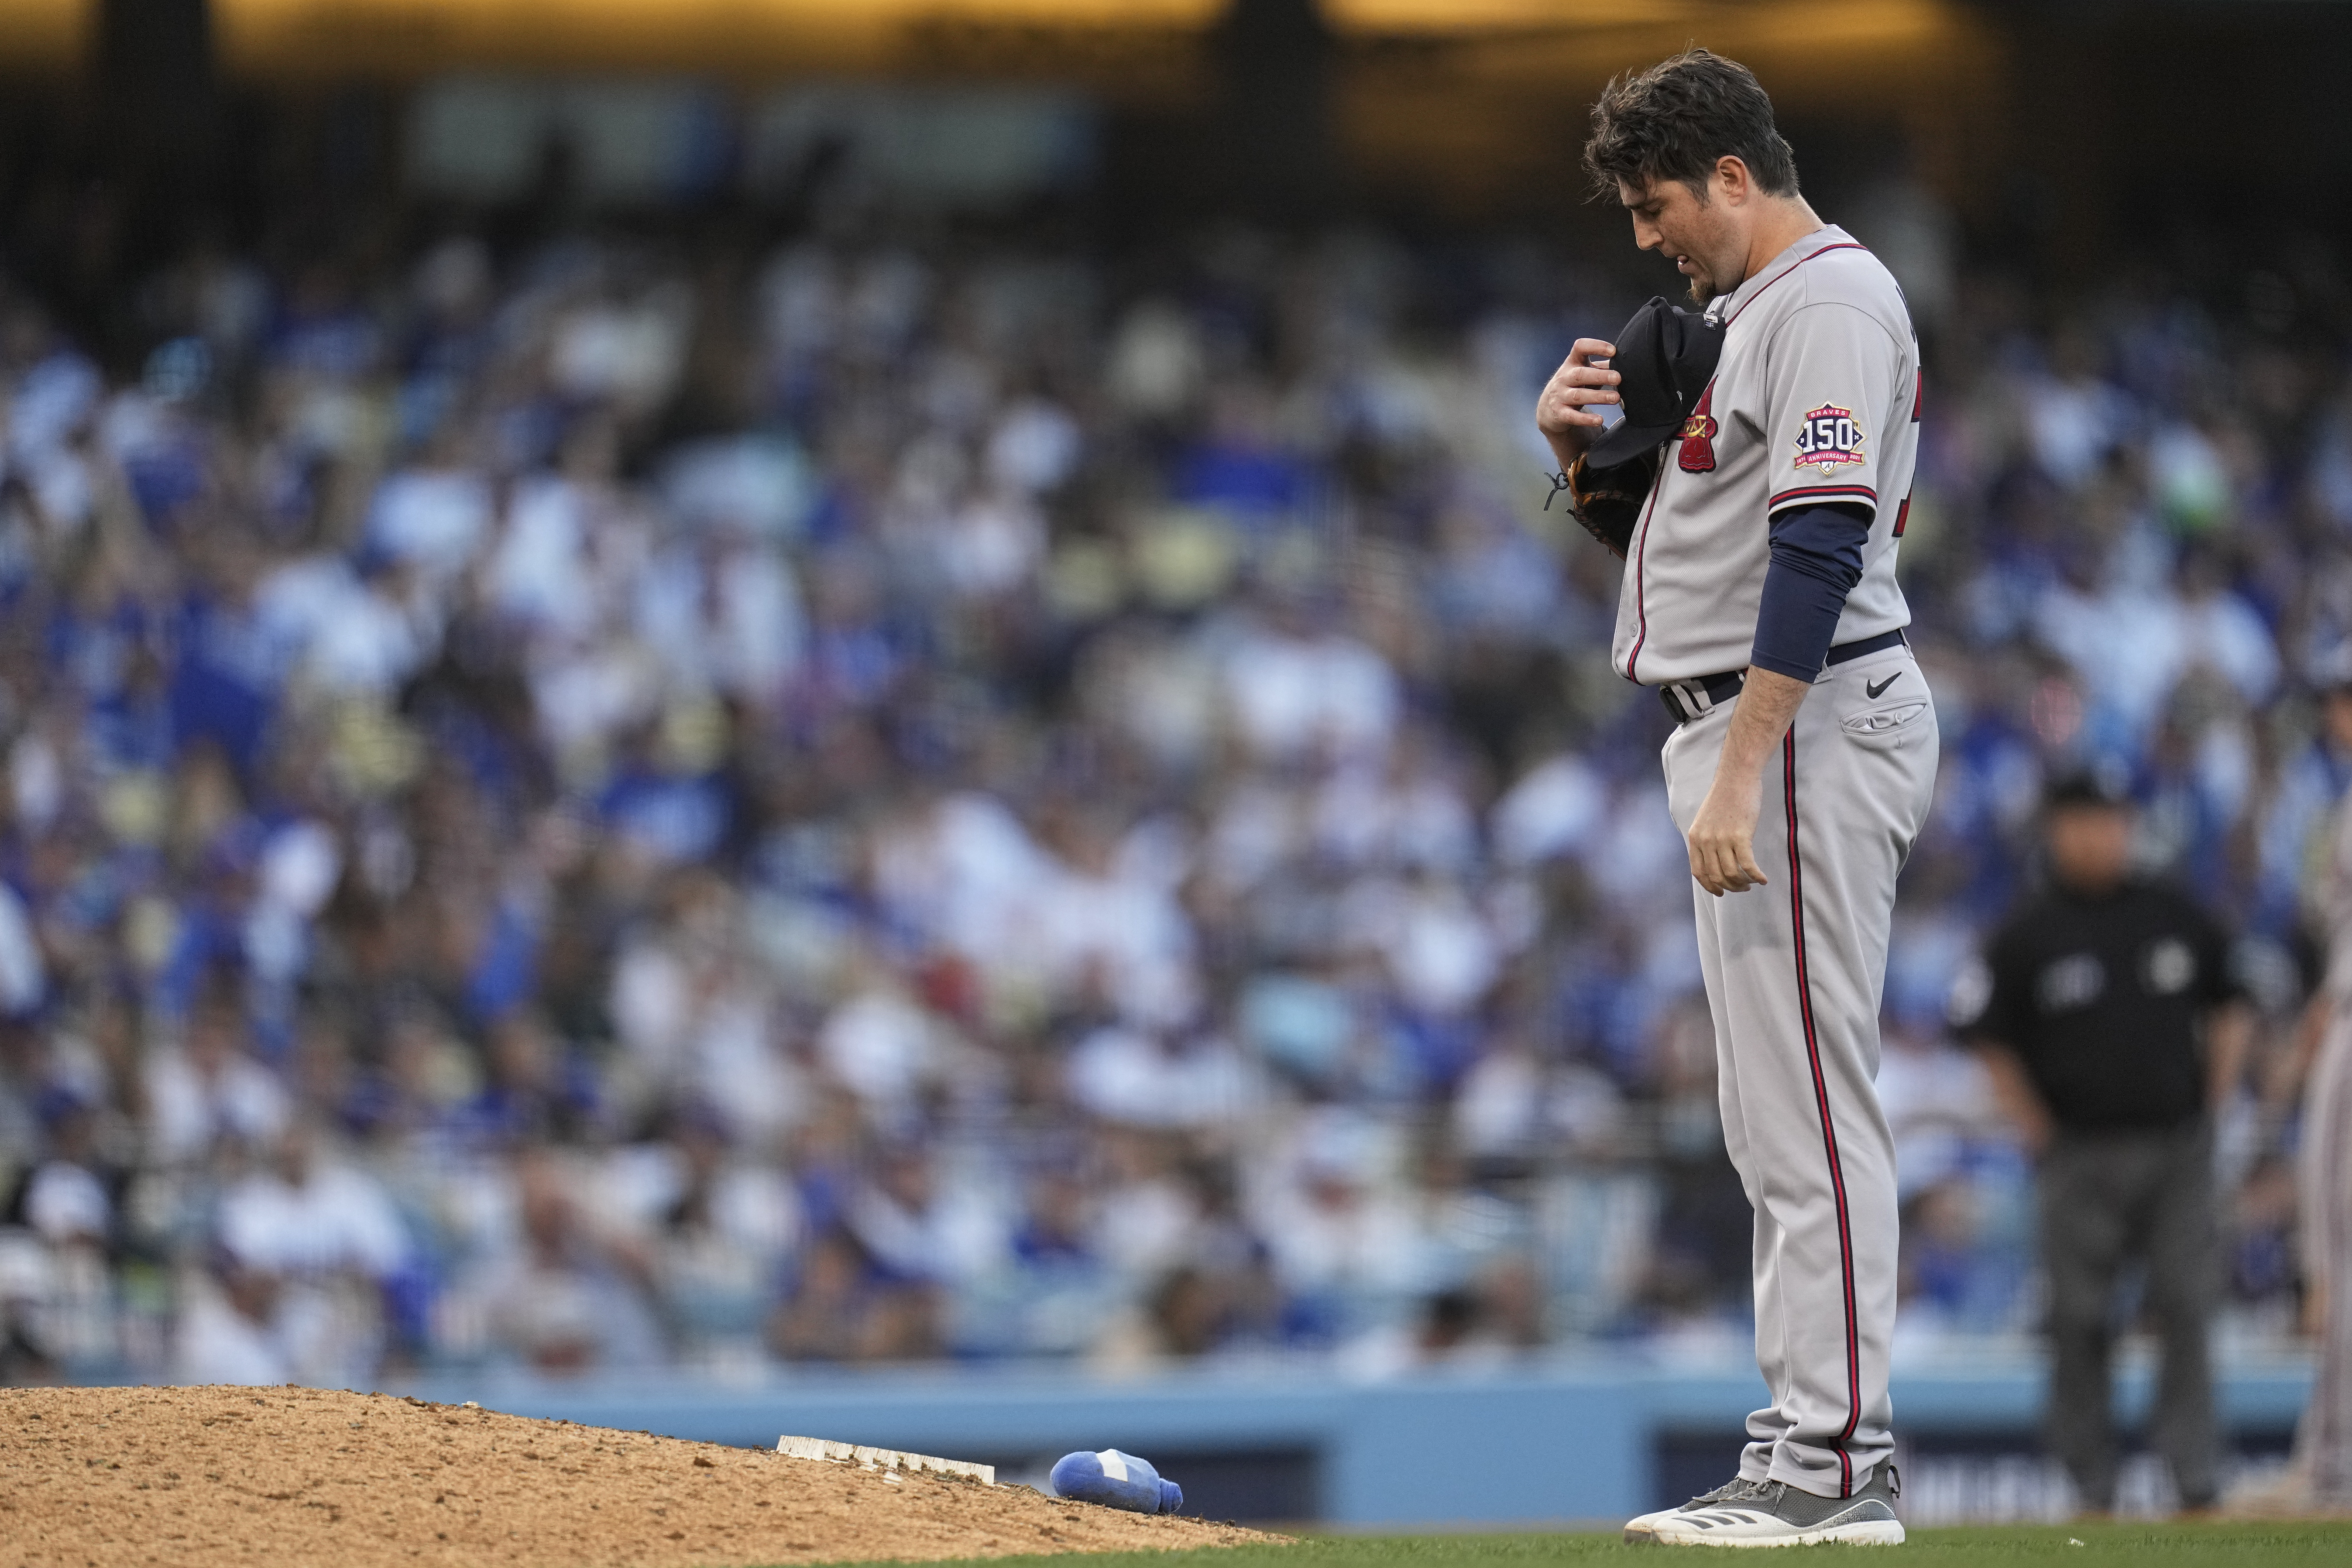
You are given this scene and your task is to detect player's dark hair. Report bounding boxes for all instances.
[1583,49,1799,202]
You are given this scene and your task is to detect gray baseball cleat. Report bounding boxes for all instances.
[1642,1463,1902,1547]
[1621,1477,1768,1543]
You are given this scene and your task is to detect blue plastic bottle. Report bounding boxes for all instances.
[1049,1448,1184,1514]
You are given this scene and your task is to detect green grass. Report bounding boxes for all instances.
[832,1521,2352,1568]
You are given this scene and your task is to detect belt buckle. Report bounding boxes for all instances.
[1660,672,1743,724]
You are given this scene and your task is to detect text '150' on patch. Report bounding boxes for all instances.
[1793,404,1866,472]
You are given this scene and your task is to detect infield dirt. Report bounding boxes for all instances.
[0,1384,1278,1568]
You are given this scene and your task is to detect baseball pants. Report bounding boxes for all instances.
[1662,642,1939,1499]
[2035,1122,2219,1511]
[2294,1010,2352,1505]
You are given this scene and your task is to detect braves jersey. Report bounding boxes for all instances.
[1611,225,1921,685]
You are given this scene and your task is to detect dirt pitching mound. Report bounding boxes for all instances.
[0,1385,1280,1568]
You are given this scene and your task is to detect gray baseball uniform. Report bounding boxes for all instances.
[1623,226,1937,1499]
[2300,1010,2352,1506]
[2294,795,2352,1505]
[1613,225,1920,686]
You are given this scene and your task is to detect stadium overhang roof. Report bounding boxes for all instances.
[6,1,1976,85]
[0,1,2019,218]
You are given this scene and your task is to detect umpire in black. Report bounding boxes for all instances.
[1953,769,2252,1515]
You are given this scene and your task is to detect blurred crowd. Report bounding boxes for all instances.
[0,192,2340,1385]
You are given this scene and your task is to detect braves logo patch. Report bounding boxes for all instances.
[1679,381,1718,473]
[1792,403,1867,473]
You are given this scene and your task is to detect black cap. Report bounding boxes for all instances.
[2044,762,2131,811]
[1586,295,1727,469]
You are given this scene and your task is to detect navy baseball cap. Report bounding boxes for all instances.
[1586,295,1726,470]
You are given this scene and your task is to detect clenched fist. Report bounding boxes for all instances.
[1686,770,1770,897]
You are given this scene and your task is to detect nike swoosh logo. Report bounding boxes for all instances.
[1865,673,1901,699]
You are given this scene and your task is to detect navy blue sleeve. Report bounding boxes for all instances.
[1750,503,1872,682]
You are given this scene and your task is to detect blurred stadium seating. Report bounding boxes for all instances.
[0,10,2342,1499]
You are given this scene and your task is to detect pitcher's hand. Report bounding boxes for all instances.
[1687,772,1769,896]
[1535,338,1622,441]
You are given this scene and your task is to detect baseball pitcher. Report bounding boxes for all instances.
[1536,49,1937,1546]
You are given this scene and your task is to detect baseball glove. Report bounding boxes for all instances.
[1548,449,1658,560]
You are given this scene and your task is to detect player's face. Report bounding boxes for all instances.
[1618,175,1741,303]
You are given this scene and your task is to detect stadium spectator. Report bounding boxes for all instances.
[0,180,2334,1390]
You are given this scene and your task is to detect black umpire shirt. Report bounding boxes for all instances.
[1955,877,2242,1133]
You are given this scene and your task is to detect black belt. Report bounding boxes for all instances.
[1657,629,1909,725]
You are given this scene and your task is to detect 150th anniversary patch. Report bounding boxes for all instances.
[1792,403,1867,473]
